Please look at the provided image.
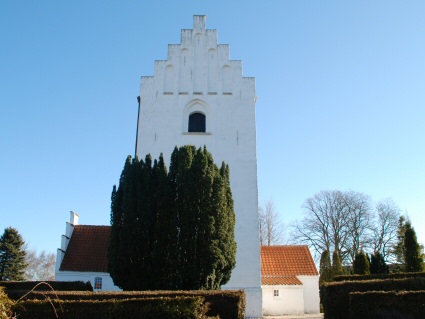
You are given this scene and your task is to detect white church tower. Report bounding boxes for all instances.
[136,15,262,317]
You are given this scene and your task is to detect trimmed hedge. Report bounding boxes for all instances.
[13,297,206,319]
[0,281,92,294]
[321,277,425,319]
[333,271,425,282]
[349,290,425,319]
[9,290,245,319]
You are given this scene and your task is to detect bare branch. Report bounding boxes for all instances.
[259,199,285,246]
[25,249,56,281]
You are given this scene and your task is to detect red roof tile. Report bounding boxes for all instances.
[60,225,111,272]
[262,276,302,285]
[261,245,318,277]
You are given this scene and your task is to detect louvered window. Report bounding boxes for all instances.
[188,112,206,132]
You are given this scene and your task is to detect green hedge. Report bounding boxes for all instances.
[13,297,206,319]
[333,271,425,282]
[10,290,245,319]
[0,281,92,295]
[349,290,425,319]
[321,277,425,319]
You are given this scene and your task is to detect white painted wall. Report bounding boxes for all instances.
[262,285,304,316]
[136,15,262,318]
[56,271,121,292]
[298,275,320,314]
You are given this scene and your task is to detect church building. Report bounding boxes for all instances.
[56,15,262,318]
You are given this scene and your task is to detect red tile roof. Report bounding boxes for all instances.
[262,276,303,285]
[261,245,318,278]
[60,225,111,272]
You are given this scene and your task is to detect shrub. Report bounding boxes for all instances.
[0,281,92,297]
[369,252,389,274]
[321,277,425,319]
[13,297,206,319]
[0,287,13,319]
[333,271,425,282]
[349,290,425,319]
[331,251,344,279]
[352,251,370,275]
[10,290,245,319]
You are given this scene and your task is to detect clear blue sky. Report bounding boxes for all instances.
[1,1,424,254]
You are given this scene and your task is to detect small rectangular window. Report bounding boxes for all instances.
[273,289,279,297]
[94,277,102,290]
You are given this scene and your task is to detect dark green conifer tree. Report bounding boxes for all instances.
[108,146,236,290]
[392,215,407,272]
[216,162,237,287]
[319,250,332,283]
[331,250,344,279]
[403,222,424,272]
[151,154,176,289]
[169,146,236,289]
[0,227,27,281]
[370,252,389,274]
[109,155,136,289]
[353,250,370,275]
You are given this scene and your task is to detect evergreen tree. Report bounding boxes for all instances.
[169,146,236,289]
[0,227,27,281]
[319,250,332,283]
[108,156,133,289]
[353,250,370,275]
[217,162,237,286]
[392,215,407,272]
[403,221,424,272]
[331,250,344,279]
[370,252,389,274]
[108,146,236,290]
[150,154,176,289]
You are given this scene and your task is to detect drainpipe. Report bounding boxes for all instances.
[135,96,141,158]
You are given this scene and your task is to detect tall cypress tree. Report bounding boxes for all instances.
[217,162,237,287]
[319,250,332,283]
[370,252,389,274]
[0,227,27,281]
[108,146,236,290]
[392,215,407,272]
[170,145,197,289]
[403,222,424,272]
[353,250,370,275]
[109,155,135,289]
[151,154,176,289]
[331,250,344,279]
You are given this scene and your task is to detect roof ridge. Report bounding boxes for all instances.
[75,225,111,228]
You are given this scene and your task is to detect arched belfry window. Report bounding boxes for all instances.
[188,112,206,132]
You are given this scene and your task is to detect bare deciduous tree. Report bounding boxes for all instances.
[25,250,56,281]
[344,191,374,264]
[259,199,285,246]
[291,190,374,264]
[291,190,349,261]
[372,199,400,262]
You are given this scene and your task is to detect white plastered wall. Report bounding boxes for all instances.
[298,275,320,314]
[262,285,304,316]
[56,271,121,292]
[136,15,262,317]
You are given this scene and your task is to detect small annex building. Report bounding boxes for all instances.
[261,245,320,316]
[55,211,120,291]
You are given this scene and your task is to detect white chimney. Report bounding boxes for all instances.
[70,211,79,225]
[56,211,80,277]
